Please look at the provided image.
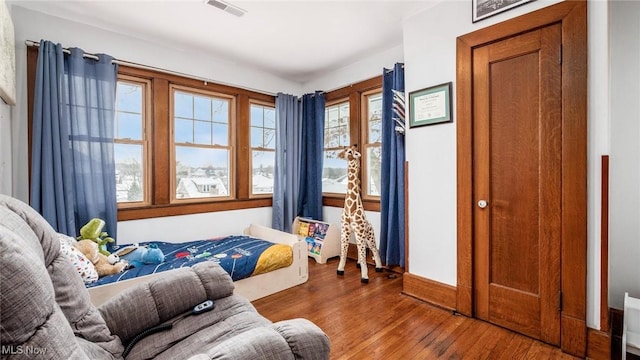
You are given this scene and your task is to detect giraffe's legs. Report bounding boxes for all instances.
[365,223,383,272]
[337,219,351,276]
[355,222,370,283]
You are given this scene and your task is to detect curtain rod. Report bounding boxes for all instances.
[25,40,276,96]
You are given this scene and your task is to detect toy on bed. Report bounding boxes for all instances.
[74,239,127,278]
[77,218,115,256]
[115,243,165,268]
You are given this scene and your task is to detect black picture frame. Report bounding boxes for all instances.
[472,0,535,23]
[409,82,453,128]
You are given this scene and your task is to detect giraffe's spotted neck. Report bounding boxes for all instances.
[344,159,362,213]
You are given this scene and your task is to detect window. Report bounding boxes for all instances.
[322,76,382,211]
[363,91,382,197]
[322,101,350,194]
[114,77,150,206]
[250,103,275,195]
[171,86,234,201]
[26,48,276,220]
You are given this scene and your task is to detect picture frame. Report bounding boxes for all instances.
[472,0,535,23]
[409,82,452,128]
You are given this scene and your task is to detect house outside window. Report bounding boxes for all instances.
[250,102,276,195]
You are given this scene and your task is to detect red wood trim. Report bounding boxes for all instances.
[587,327,611,360]
[402,272,457,311]
[601,155,610,332]
[117,198,272,221]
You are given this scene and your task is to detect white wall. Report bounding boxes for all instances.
[118,207,273,243]
[302,44,404,94]
[609,0,640,310]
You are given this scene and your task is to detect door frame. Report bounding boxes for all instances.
[456,1,587,357]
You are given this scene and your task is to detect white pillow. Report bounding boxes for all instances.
[58,233,99,284]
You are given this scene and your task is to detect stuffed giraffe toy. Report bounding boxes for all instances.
[336,145,382,283]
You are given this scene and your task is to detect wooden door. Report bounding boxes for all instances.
[472,24,562,344]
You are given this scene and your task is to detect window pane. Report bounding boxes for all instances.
[327,107,339,126]
[212,99,229,123]
[339,103,349,125]
[250,105,263,127]
[264,128,275,149]
[175,118,193,143]
[252,150,274,194]
[115,143,144,203]
[116,83,142,113]
[322,150,347,194]
[251,127,263,147]
[116,82,143,141]
[194,121,212,145]
[116,112,142,140]
[366,145,382,196]
[175,146,229,199]
[324,102,350,149]
[264,108,275,128]
[194,95,212,121]
[367,93,383,143]
[212,123,228,146]
[174,92,193,118]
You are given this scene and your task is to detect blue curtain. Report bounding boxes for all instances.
[31,40,119,239]
[297,91,325,221]
[272,93,302,232]
[379,63,406,267]
[30,41,76,235]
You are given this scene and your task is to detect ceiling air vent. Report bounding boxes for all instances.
[205,0,247,17]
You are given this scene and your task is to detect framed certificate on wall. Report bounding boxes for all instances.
[409,82,452,128]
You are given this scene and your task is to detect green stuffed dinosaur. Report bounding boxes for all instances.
[77,218,114,256]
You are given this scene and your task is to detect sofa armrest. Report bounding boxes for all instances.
[271,319,331,360]
[99,262,234,344]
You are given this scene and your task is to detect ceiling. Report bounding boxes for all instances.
[10,0,439,83]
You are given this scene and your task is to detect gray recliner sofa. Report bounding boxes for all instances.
[0,194,330,359]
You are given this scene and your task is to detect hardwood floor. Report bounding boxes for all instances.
[252,258,580,359]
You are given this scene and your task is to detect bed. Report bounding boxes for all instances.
[87,224,308,306]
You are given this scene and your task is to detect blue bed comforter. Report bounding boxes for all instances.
[87,235,290,287]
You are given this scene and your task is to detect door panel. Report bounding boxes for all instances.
[472,24,562,344]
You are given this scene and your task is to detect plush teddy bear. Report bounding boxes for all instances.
[74,239,127,277]
[116,243,165,268]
